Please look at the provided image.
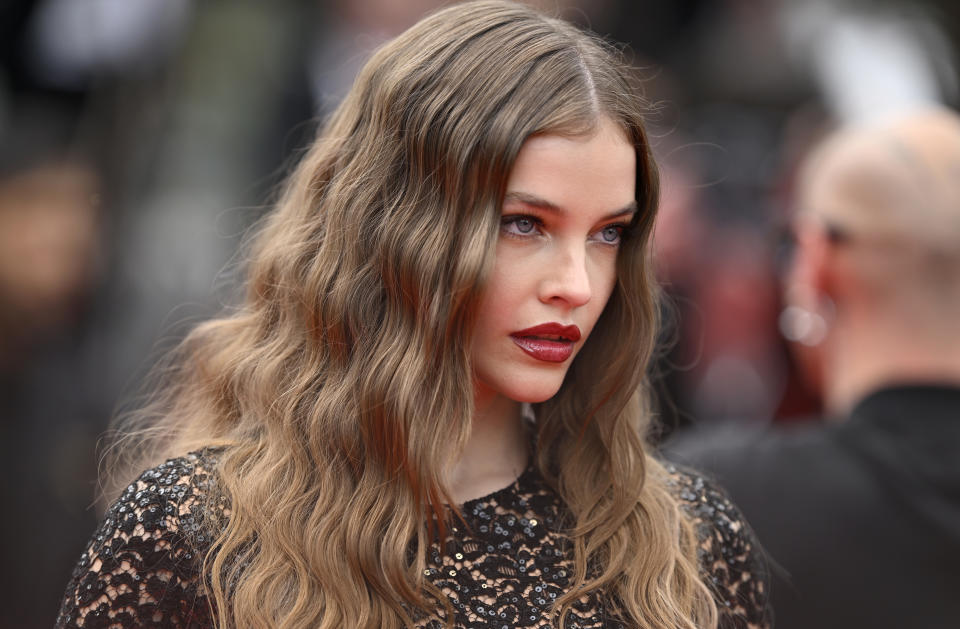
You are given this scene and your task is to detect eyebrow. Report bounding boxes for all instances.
[503,191,638,220]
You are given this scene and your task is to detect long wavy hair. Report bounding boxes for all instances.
[110,1,718,627]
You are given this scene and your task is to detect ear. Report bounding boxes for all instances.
[789,216,835,302]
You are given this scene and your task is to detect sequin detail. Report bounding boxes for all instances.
[56,452,769,628]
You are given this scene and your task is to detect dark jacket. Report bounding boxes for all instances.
[666,385,960,629]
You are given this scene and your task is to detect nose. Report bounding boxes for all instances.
[538,242,592,308]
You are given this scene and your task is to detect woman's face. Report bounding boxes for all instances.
[471,116,637,406]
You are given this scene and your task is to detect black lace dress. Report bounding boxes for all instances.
[56,450,770,628]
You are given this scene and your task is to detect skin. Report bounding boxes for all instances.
[447,116,637,503]
[786,107,960,416]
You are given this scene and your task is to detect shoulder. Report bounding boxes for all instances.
[56,449,223,628]
[664,422,861,504]
[664,422,875,518]
[104,448,223,551]
[665,420,837,472]
[661,461,772,629]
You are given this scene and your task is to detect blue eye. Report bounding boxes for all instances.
[501,215,540,236]
[595,224,625,245]
[514,217,535,233]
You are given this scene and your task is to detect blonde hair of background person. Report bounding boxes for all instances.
[787,105,960,413]
[57,2,768,628]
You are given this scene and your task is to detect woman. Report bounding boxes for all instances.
[57,2,769,627]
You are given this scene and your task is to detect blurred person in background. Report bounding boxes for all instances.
[1,0,330,624]
[0,158,100,366]
[0,91,109,629]
[668,106,960,628]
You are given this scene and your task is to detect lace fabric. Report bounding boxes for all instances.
[56,451,769,628]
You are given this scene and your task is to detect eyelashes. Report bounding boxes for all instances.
[501,215,540,236]
[596,224,626,244]
[500,214,629,245]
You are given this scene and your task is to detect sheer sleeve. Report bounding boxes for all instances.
[55,452,219,628]
[665,463,772,629]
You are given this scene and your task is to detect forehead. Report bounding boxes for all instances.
[799,132,937,242]
[506,118,636,211]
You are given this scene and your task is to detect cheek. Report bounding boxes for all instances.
[472,272,514,346]
[480,248,528,313]
[590,253,619,309]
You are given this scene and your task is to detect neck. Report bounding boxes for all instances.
[446,389,527,504]
[822,316,960,416]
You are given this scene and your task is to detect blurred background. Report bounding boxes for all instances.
[1,0,957,626]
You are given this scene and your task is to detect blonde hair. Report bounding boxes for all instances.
[111,2,718,627]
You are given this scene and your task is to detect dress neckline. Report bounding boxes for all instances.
[459,461,539,510]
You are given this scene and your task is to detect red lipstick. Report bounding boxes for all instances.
[510,323,582,363]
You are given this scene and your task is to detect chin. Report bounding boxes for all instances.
[496,369,568,404]
[510,388,561,404]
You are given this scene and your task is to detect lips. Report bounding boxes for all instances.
[510,322,582,363]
